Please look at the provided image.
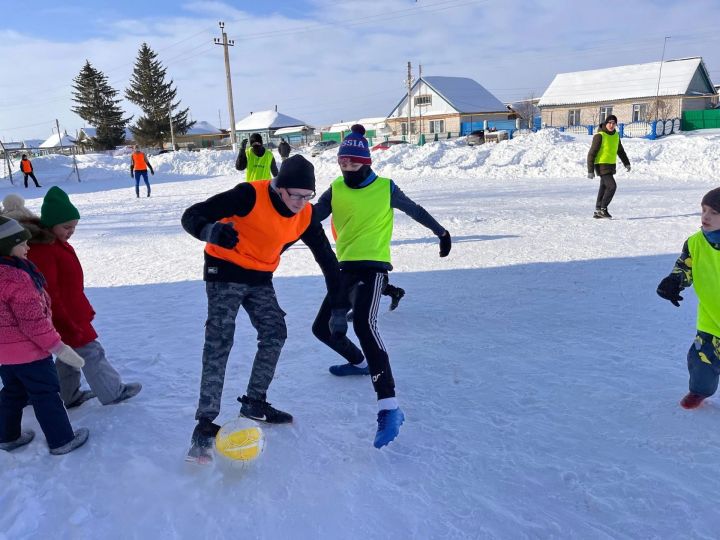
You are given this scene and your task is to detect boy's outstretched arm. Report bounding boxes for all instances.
[657,241,693,307]
[390,182,451,257]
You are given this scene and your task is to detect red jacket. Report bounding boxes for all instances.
[27,240,97,348]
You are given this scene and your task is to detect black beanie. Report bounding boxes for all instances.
[249,133,263,146]
[604,115,618,125]
[275,155,316,191]
[702,187,720,213]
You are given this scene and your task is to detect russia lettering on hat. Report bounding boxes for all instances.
[337,124,371,165]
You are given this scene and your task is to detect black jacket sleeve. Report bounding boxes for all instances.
[312,187,333,223]
[270,157,278,177]
[145,154,154,174]
[181,182,256,239]
[617,140,630,168]
[390,183,446,236]
[235,148,247,171]
[587,134,602,173]
[300,207,342,308]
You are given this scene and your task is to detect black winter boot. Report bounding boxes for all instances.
[238,395,293,424]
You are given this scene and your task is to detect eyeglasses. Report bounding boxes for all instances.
[285,190,315,201]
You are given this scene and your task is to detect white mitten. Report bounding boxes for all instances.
[55,344,85,369]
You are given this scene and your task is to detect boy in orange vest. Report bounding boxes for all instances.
[181,155,342,463]
[130,146,154,198]
[19,155,41,188]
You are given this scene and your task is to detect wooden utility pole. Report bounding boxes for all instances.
[418,64,423,137]
[214,22,238,152]
[168,103,176,150]
[406,61,413,142]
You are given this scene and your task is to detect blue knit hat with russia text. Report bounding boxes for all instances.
[338,124,371,164]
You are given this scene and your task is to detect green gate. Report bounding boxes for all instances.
[682,110,720,131]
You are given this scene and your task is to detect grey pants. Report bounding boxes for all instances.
[195,281,287,422]
[55,340,124,406]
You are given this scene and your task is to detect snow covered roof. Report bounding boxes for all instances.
[422,76,508,113]
[39,132,77,148]
[186,121,222,135]
[327,117,388,133]
[1,141,25,150]
[234,110,308,131]
[273,125,310,136]
[539,57,716,107]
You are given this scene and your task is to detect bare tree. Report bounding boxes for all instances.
[515,95,539,128]
[649,98,673,121]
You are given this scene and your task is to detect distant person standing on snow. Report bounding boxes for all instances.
[587,115,630,219]
[278,138,291,162]
[130,145,154,198]
[235,133,278,182]
[311,124,452,449]
[18,155,41,188]
[657,187,720,410]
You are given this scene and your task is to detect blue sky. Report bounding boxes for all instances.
[1,0,719,141]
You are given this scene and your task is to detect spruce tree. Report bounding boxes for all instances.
[125,43,194,147]
[71,61,131,150]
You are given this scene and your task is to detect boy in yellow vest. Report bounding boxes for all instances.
[586,115,631,219]
[311,124,451,448]
[235,132,278,182]
[657,187,720,409]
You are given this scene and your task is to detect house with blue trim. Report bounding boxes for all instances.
[385,76,516,138]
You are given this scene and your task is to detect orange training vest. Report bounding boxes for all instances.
[132,152,147,171]
[204,180,312,272]
[21,160,32,173]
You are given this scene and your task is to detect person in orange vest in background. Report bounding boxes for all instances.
[130,145,154,198]
[19,155,41,188]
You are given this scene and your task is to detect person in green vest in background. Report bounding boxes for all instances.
[235,132,278,182]
[311,124,452,449]
[586,114,631,219]
[657,187,720,410]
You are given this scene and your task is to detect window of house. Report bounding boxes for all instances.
[401,122,417,135]
[599,106,613,123]
[567,109,581,126]
[414,95,432,107]
[632,103,648,122]
[429,120,444,133]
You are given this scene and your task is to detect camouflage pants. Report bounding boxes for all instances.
[687,331,720,397]
[195,281,287,421]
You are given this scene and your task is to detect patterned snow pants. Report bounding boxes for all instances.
[687,331,720,397]
[195,281,287,422]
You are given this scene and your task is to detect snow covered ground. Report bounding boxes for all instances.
[1,131,720,539]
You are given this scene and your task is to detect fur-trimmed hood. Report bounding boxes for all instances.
[19,217,56,245]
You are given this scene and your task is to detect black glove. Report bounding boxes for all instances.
[439,231,452,258]
[200,222,238,249]
[587,172,595,179]
[329,309,348,338]
[625,164,631,172]
[241,138,248,148]
[657,274,683,307]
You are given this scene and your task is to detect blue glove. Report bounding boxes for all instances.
[439,231,451,258]
[329,309,348,338]
[200,222,238,249]
[587,172,595,179]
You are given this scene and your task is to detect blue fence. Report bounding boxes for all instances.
[548,118,680,140]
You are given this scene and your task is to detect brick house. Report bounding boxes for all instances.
[538,57,717,127]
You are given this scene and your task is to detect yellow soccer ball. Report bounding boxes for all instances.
[214,418,265,463]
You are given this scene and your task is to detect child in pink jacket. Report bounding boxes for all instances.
[0,216,89,455]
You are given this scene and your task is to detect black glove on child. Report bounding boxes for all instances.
[439,231,452,257]
[200,222,239,249]
[329,309,348,338]
[657,274,683,307]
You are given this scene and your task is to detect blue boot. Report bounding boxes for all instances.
[329,363,369,376]
[374,408,405,449]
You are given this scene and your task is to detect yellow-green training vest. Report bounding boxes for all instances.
[594,130,620,165]
[688,230,720,337]
[331,176,393,263]
[245,148,273,182]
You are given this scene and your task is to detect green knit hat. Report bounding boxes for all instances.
[40,186,80,227]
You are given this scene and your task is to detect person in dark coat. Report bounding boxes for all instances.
[278,138,291,161]
[587,115,631,219]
